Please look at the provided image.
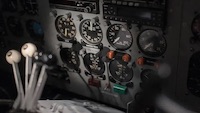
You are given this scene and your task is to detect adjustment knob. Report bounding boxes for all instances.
[84,6,93,13]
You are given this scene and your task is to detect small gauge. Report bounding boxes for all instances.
[191,14,200,36]
[26,19,44,39]
[140,69,156,83]
[55,16,76,39]
[107,24,133,50]
[80,19,103,45]
[83,53,105,75]
[1,0,18,12]
[60,48,80,70]
[109,60,133,83]
[20,0,38,15]
[7,16,23,37]
[137,30,167,57]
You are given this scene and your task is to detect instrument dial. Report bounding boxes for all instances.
[20,0,38,15]
[137,30,167,57]
[107,24,133,50]
[60,48,80,70]
[26,19,44,39]
[7,16,23,37]
[83,53,105,75]
[80,19,103,45]
[192,14,200,36]
[140,69,156,83]
[109,60,133,83]
[55,16,76,39]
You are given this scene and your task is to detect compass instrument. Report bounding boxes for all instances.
[80,19,103,45]
[109,60,133,83]
[137,30,167,57]
[107,24,133,50]
[83,53,105,75]
[55,15,76,39]
[60,48,80,70]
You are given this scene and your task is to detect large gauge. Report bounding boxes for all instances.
[80,19,103,45]
[20,0,38,15]
[137,30,167,57]
[55,15,76,39]
[107,24,133,50]
[191,14,200,36]
[26,19,44,39]
[109,60,133,83]
[60,48,80,70]
[7,16,23,37]
[83,53,105,75]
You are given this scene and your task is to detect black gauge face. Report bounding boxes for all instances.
[187,52,200,97]
[107,24,133,50]
[26,19,44,39]
[7,16,23,37]
[83,53,105,75]
[20,0,38,15]
[137,30,167,57]
[140,69,156,83]
[60,48,80,70]
[192,14,200,36]
[109,60,133,83]
[55,16,76,39]
[80,19,103,45]
[1,0,18,12]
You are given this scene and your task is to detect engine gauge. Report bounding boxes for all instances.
[140,69,156,83]
[80,19,103,45]
[1,0,18,12]
[60,48,80,70]
[107,24,133,50]
[55,15,76,39]
[137,30,167,57]
[7,16,23,37]
[109,60,133,83]
[26,19,44,39]
[83,53,105,75]
[20,0,38,15]
[191,14,200,36]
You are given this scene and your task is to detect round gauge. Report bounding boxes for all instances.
[26,19,44,39]
[55,16,76,39]
[80,19,103,45]
[191,14,200,36]
[7,16,23,37]
[109,60,133,83]
[107,24,133,50]
[60,48,80,70]
[20,0,38,15]
[83,53,105,75]
[140,69,156,83]
[137,30,167,57]
[1,0,18,12]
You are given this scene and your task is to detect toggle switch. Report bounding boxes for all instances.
[113,84,127,94]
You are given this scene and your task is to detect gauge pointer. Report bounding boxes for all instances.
[144,43,153,50]
[113,37,120,43]
[90,20,93,31]
[11,1,16,9]
[65,28,68,36]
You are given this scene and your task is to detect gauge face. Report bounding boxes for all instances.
[191,14,200,36]
[137,30,167,57]
[107,24,133,50]
[20,0,38,15]
[109,60,133,83]
[7,16,23,37]
[140,69,156,83]
[55,16,76,39]
[187,52,200,97]
[1,0,18,12]
[80,19,103,45]
[26,19,44,39]
[83,53,105,75]
[60,48,80,70]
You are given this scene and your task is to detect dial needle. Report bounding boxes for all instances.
[113,37,120,43]
[90,21,93,31]
[144,43,153,50]
[65,28,68,36]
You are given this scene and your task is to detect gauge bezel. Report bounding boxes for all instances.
[79,19,103,45]
[55,15,76,39]
[107,24,133,50]
[109,60,133,83]
[137,29,167,57]
[83,53,105,75]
